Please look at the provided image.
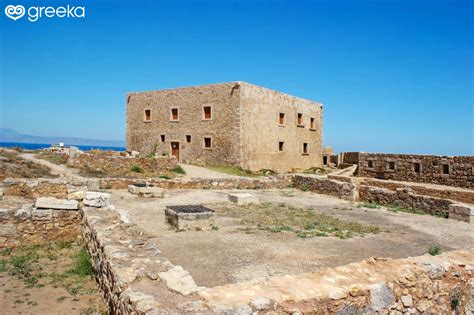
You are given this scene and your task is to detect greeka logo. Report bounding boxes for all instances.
[4,5,25,20]
[4,3,85,22]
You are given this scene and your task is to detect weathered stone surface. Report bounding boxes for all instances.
[370,283,395,311]
[250,297,272,310]
[67,185,87,200]
[158,266,198,296]
[83,191,110,207]
[293,175,356,201]
[128,185,164,198]
[228,193,257,205]
[35,197,79,210]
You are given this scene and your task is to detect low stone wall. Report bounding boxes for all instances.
[0,203,81,248]
[357,152,473,189]
[100,176,292,190]
[68,154,177,177]
[2,178,99,199]
[200,250,474,314]
[293,175,356,201]
[359,185,473,222]
[362,177,474,205]
[82,206,203,314]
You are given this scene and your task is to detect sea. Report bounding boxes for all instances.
[0,142,125,152]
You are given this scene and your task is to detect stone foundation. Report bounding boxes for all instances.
[0,203,81,248]
[100,176,292,190]
[293,175,356,201]
[200,250,474,314]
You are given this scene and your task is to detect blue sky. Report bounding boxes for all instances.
[1,0,472,155]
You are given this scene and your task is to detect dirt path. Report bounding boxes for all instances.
[19,153,80,178]
[179,164,242,179]
[110,188,474,287]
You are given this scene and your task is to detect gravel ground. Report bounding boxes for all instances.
[110,188,474,287]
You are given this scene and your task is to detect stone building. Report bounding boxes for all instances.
[126,82,323,173]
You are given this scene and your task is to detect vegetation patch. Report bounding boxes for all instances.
[428,244,441,256]
[358,202,380,209]
[170,165,186,175]
[220,203,380,239]
[0,149,58,180]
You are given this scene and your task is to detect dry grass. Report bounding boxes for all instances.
[0,150,57,180]
[220,202,380,239]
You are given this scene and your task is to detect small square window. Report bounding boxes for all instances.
[414,162,421,173]
[310,117,315,129]
[204,137,212,149]
[442,164,449,175]
[144,109,152,121]
[170,108,179,121]
[186,135,191,143]
[279,113,285,125]
[203,106,212,120]
[303,143,308,154]
[368,160,373,168]
[388,161,395,170]
[160,134,165,142]
[297,113,303,126]
[278,141,284,151]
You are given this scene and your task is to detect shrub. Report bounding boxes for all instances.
[68,248,93,277]
[171,165,186,175]
[130,165,143,173]
[158,175,172,180]
[428,244,441,256]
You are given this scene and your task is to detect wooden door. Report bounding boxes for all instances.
[171,142,179,161]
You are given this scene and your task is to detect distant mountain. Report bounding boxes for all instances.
[0,128,125,147]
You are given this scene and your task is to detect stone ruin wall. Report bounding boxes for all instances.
[293,175,473,223]
[0,205,81,248]
[68,154,177,177]
[356,153,473,189]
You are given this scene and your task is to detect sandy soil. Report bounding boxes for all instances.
[111,188,474,287]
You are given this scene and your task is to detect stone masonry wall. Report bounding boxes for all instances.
[0,204,81,248]
[359,185,473,222]
[240,82,323,172]
[126,82,242,166]
[293,175,356,201]
[200,250,474,314]
[357,153,473,189]
[99,176,292,190]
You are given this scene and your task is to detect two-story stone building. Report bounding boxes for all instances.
[126,81,323,173]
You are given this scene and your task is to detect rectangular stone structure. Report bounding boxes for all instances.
[228,193,257,205]
[165,205,215,231]
[35,197,79,210]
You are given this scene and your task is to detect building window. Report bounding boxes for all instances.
[310,117,315,129]
[323,156,328,165]
[441,164,450,175]
[279,113,285,125]
[144,109,152,122]
[160,134,165,142]
[297,113,303,126]
[170,108,179,121]
[414,162,421,173]
[302,143,308,154]
[388,161,395,170]
[203,106,212,120]
[186,135,192,143]
[368,160,374,168]
[278,141,284,151]
[204,137,212,149]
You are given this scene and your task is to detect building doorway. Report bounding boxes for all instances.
[171,142,180,161]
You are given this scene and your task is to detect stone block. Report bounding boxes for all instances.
[448,204,473,222]
[165,205,215,231]
[83,191,111,208]
[67,185,87,200]
[35,197,79,210]
[228,193,257,205]
[128,185,164,198]
[158,266,198,295]
[32,209,53,220]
